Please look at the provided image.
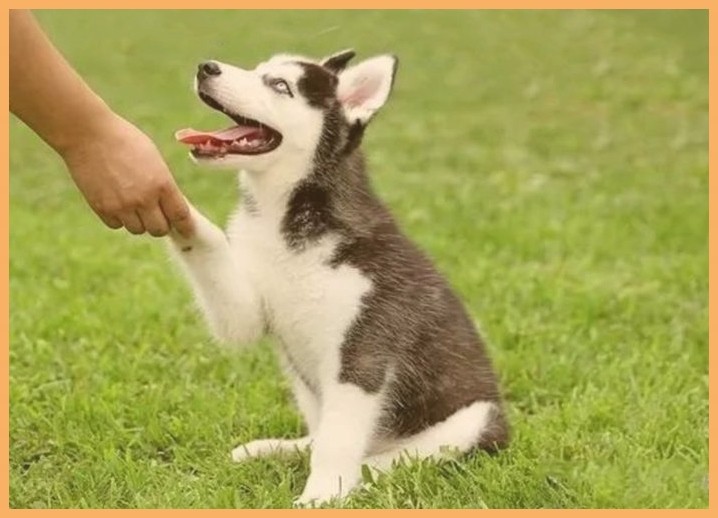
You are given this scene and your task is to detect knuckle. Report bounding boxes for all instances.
[137,195,155,209]
[108,194,140,212]
[119,198,141,211]
[156,179,173,194]
[96,200,120,216]
[170,204,191,221]
[125,192,152,209]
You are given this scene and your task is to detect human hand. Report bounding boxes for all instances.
[59,113,194,237]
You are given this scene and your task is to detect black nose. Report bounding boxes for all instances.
[197,61,221,80]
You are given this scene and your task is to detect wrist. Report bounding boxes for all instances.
[48,97,119,158]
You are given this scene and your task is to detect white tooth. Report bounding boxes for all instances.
[239,138,249,145]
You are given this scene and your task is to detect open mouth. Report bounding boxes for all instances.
[175,92,282,158]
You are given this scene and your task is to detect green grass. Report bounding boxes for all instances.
[9,10,708,509]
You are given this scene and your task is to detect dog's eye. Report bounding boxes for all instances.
[270,78,292,97]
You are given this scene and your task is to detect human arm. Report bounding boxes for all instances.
[9,10,192,236]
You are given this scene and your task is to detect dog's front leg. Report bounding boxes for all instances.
[167,205,264,346]
[295,382,383,506]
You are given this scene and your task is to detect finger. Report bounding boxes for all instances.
[137,204,170,237]
[120,211,146,235]
[160,187,194,237]
[96,212,123,230]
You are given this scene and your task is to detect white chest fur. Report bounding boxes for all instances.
[226,206,372,388]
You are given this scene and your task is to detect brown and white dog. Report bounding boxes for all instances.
[169,50,509,506]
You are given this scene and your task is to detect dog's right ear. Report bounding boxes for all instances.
[321,49,356,73]
[337,54,398,127]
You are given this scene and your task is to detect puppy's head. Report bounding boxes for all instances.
[176,50,398,173]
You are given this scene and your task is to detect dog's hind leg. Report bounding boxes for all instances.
[167,205,264,346]
[232,437,311,462]
[364,401,507,472]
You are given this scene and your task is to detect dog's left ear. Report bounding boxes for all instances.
[337,55,398,126]
[321,49,356,73]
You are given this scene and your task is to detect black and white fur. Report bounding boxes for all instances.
[168,50,509,505]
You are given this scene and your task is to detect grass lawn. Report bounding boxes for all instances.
[9,10,708,509]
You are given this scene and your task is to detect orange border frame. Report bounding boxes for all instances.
[2,2,713,514]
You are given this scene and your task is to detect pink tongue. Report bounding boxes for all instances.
[175,125,259,144]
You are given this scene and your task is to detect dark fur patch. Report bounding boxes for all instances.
[343,121,366,156]
[281,181,341,250]
[314,106,346,168]
[297,63,338,109]
[331,218,508,444]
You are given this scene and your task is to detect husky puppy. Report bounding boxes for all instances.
[169,50,509,505]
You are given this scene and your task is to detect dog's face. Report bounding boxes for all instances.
[176,50,398,173]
